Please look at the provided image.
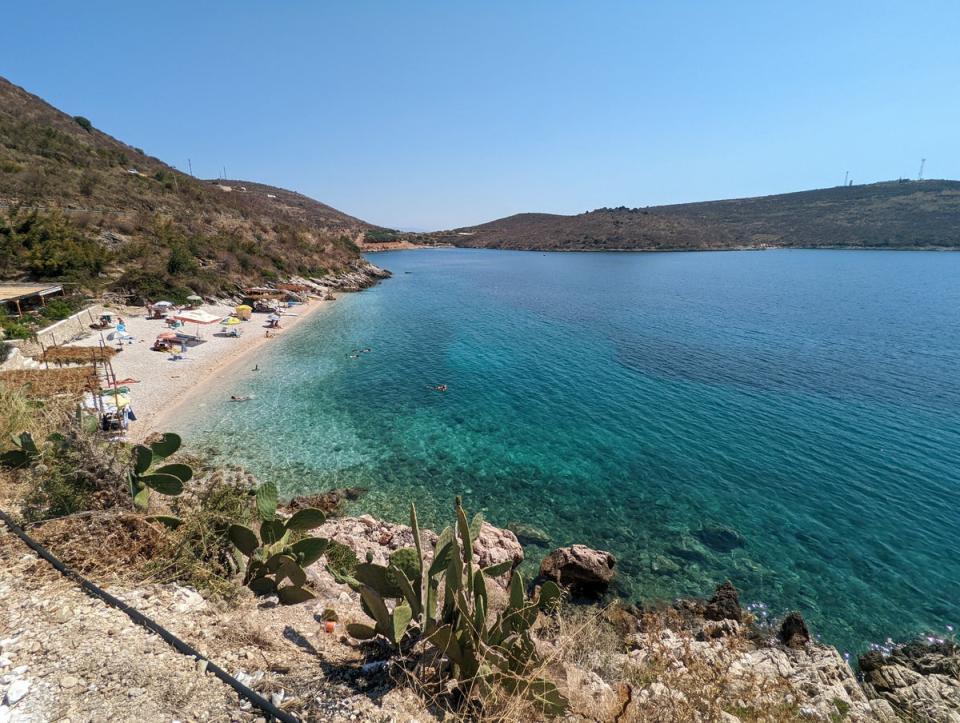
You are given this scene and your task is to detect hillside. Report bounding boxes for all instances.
[423,180,960,251]
[0,76,379,300]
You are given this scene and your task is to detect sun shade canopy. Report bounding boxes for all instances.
[173,310,221,324]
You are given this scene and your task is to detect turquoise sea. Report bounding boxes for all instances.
[182,248,960,655]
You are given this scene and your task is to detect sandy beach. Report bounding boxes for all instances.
[82,298,336,442]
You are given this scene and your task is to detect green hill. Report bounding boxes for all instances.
[0,76,378,300]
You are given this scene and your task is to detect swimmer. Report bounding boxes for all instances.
[230,395,252,402]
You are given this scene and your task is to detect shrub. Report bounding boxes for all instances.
[73,116,92,132]
[39,298,74,322]
[78,170,97,197]
[166,243,197,275]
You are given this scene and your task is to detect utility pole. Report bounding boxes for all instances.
[843,170,849,186]
[918,158,926,181]
[188,158,193,177]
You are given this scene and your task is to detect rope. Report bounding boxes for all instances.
[0,508,300,723]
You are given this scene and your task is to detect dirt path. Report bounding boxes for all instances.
[0,524,247,722]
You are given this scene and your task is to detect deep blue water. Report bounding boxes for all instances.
[182,248,960,654]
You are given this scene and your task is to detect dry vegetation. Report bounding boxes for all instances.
[42,345,115,365]
[0,75,381,299]
[0,367,97,399]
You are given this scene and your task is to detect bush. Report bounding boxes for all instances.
[0,341,11,363]
[166,241,198,276]
[39,298,75,322]
[73,116,92,132]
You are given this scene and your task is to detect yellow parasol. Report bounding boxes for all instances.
[221,316,242,326]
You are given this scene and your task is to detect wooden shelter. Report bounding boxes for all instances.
[0,283,64,317]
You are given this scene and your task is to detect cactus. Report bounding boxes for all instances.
[228,481,331,604]
[0,432,39,469]
[127,432,192,508]
[336,497,568,715]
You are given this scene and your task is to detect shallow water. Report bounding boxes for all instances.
[182,248,960,654]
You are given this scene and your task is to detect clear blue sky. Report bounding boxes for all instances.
[3,2,958,229]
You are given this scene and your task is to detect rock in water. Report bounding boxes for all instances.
[694,525,746,553]
[506,522,551,547]
[538,544,615,598]
[704,580,742,622]
[778,611,810,647]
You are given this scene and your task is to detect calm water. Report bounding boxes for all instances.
[182,248,960,654]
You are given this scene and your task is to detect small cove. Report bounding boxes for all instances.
[179,248,960,655]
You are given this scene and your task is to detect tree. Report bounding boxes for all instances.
[73,116,92,132]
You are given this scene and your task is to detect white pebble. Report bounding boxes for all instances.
[5,679,30,705]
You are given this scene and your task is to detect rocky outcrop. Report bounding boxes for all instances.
[316,261,391,291]
[778,611,811,648]
[860,640,960,721]
[703,580,742,623]
[538,544,615,598]
[309,515,522,591]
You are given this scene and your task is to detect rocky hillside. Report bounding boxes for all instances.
[0,76,382,298]
[421,180,960,251]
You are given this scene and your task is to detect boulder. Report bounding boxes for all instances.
[778,611,810,647]
[703,581,742,623]
[538,544,615,598]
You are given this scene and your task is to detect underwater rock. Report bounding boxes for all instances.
[506,522,551,547]
[538,544,616,598]
[694,525,746,553]
[704,580,742,623]
[650,554,681,576]
[778,611,811,647]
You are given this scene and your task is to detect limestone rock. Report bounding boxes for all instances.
[859,639,960,722]
[703,580,742,622]
[538,544,615,598]
[310,515,522,592]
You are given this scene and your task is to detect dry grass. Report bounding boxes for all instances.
[42,345,115,365]
[30,512,165,580]
[0,367,98,399]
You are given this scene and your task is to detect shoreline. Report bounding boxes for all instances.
[116,297,336,443]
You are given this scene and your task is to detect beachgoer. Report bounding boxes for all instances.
[253,364,259,371]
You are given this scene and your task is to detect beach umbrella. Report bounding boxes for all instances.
[186,294,203,302]
[221,316,242,326]
[266,313,280,322]
[157,331,178,340]
[173,309,221,339]
[154,301,173,308]
[173,310,221,324]
[107,330,132,341]
[235,304,252,320]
